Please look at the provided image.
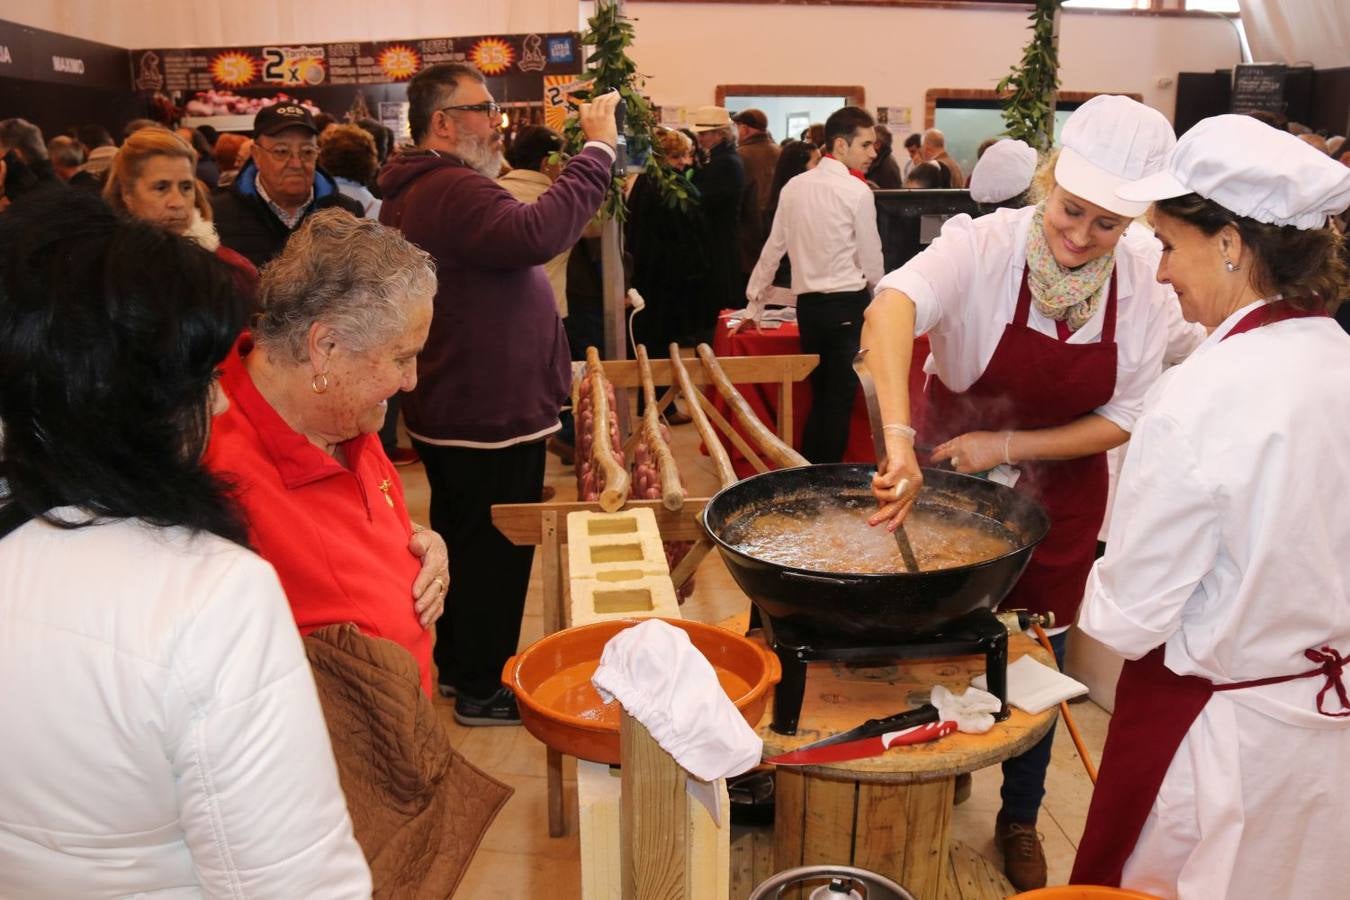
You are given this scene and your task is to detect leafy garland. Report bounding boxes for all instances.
[560,1,696,222]
[996,0,1062,153]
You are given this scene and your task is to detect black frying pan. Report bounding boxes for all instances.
[701,464,1050,642]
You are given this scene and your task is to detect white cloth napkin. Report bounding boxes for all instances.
[931,684,1003,734]
[592,619,763,783]
[973,655,1089,714]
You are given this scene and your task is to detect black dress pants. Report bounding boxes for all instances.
[413,438,547,698]
[796,289,870,464]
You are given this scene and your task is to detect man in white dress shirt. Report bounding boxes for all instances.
[745,106,884,462]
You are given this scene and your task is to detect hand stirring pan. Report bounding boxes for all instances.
[852,349,921,573]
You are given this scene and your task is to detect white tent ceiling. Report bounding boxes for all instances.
[1238,0,1350,69]
[6,1,1347,71]
[4,0,583,49]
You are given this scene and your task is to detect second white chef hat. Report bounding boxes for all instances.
[1117,114,1350,230]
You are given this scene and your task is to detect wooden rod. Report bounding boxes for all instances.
[589,353,817,390]
[635,343,660,412]
[636,345,685,511]
[696,343,809,470]
[668,343,737,488]
[585,347,631,512]
[696,392,771,475]
[669,535,714,590]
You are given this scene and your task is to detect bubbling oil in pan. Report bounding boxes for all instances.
[724,495,1016,573]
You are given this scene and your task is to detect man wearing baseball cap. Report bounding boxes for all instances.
[211,102,364,267]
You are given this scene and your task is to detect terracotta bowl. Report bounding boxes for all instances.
[502,618,782,765]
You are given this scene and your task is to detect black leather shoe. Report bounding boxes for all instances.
[454,687,522,727]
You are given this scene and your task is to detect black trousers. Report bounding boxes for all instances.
[413,438,547,698]
[796,289,870,464]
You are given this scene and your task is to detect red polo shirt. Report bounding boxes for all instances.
[206,338,431,694]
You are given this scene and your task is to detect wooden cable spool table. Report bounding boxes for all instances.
[755,632,1057,900]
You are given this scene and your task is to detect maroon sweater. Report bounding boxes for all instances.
[378,146,611,445]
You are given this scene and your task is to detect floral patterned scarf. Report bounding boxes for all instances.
[1024,204,1115,333]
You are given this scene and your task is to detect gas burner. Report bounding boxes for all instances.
[760,607,1012,735]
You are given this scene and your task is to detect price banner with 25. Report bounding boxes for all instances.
[133,33,581,95]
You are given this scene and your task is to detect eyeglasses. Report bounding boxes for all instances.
[259,144,319,164]
[439,102,501,119]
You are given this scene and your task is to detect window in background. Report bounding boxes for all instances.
[725,95,848,143]
[932,101,1078,181]
[1184,0,1240,11]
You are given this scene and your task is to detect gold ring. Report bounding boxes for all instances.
[433,576,446,593]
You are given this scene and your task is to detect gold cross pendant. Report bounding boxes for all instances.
[378,479,395,508]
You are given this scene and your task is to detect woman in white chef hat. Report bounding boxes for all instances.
[969,137,1038,208]
[861,95,1196,890]
[1072,115,1350,897]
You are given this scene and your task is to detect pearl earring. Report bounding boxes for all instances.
[1223,258,1240,273]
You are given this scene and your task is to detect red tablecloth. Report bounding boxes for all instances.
[709,311,930,477]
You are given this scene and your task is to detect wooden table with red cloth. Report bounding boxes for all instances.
[709,310,931,477]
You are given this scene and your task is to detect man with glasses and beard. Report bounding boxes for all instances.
[210,104,364,267]
[378,63,620,726]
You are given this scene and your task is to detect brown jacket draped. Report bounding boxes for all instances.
[305,624,512,899]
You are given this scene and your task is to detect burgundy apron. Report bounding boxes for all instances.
[923,266,1118,626]
[1071,301,1341,887]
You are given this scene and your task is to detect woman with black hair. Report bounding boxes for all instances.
[754,139,821,306]
[0,191,370,897]
[902,160,949,190]
[763,139,822,231]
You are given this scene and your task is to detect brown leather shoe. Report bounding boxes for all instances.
[995,817,1047,891]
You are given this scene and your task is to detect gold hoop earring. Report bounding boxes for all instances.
[311,373,329,394]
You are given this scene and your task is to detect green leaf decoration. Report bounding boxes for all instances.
[558,0,697,222]
[999,0,1062,153]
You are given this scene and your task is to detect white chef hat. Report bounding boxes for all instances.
[970,138,1038,203]
[1054,95,1176,218]
[1117,114,1350,230]
[591,619,763,783]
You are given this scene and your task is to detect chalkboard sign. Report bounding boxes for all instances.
[1231,63,1286,116]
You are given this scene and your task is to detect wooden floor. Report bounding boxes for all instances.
[394,414,1111,899]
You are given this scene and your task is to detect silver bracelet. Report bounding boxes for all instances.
[1003,431,1015,466]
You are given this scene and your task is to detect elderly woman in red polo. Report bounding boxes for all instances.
[206,209,448,694]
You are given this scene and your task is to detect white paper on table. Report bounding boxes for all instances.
[973,655,1088,714]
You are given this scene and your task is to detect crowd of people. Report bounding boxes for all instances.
[1,60,1349,898]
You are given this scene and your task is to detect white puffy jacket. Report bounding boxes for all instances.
[0,512,372,898]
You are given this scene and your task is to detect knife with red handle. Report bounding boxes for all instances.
[767,719,959,765]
